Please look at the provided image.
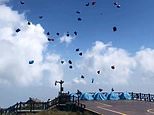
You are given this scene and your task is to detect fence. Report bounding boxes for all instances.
[2,98,58,115]
[1,92,154,115]
[1,93,85,115]
[131,92,154,101]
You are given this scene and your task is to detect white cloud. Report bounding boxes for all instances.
[41,54,64,87]
[0,4,63,87]
[72,77,86,84]
[60,34,75,44]
[76,41,135,85]
[76,41,154,91]
[135,48,154,72]
[133,48,154,83]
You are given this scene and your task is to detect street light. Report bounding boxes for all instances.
[55,80,64,95]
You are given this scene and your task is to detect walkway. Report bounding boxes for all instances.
[80,100,154,115]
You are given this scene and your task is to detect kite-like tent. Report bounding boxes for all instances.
[93,92,107,100]
[107,92,120,100]
[80,92,94,100]
[119,92,132,100]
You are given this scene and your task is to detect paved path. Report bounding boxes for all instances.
[80,100,154,115]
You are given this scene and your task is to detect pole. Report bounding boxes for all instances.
[55,80,64,95]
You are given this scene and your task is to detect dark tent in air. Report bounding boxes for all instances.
[61,60,64,64]
[20,1,24,4]
[79,52,82,56]
[94,92,107,100]
[119,92,132,100]
[99,88,103,92]
[81,75,84,79]
[76,48,79,52]
[29,60,34,64]
[80,92,94,101]
[16,28,21,33]
[92,2,96,6]
[28,22,31,25]
[91,78,94,83]
[69,65,73,69]
[56,32,60,36]
[74,31,78,36]
[78,18,82,21]
[39,16,43,19]
[85,3,89,6]
[107,92,120,100]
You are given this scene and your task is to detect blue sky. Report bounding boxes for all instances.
[1,0,154,107]
[9,0,154,52]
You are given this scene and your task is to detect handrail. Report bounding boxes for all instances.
[2,97,60,114]
[2,92,154,114]
[1,94,84,114]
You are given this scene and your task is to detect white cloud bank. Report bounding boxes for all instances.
[75,41,154,92]
[0,4,63,87]
[60,34,75,44]
[72,77,86,84]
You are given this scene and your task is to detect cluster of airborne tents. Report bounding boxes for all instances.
[70,91,132,101]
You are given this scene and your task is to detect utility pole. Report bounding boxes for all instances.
[55,80,64,95]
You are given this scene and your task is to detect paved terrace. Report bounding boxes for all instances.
[81,100,154,115]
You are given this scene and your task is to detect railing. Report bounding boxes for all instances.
[131,92,154,102]
[1,93,85,115]
[0,109,4,115]
[2,97,60,114]
[4,92,154,114]
[69,95,86,109]
[3,101,48,114]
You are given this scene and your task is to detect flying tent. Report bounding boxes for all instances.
[74,31,78,36]
[107,91,120,100]
[56,32,60,36]
[29,60,34,64]
[80,92,94,101]
[94,92,107,100]
[20,1,24,5]
[99,89,103,92]
[85,3,89,6]
[119,92,132,100]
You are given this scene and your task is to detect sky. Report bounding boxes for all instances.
[1,0,154,107]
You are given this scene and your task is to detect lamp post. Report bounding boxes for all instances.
[55,80,64,95]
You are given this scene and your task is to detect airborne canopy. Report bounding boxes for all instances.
[29,60,34,64]
[12,0,122,88]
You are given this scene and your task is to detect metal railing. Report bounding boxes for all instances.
[0,93,85,115]
[3,92,154,115]
[131,92,154,101]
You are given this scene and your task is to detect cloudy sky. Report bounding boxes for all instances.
[1,0,154,107]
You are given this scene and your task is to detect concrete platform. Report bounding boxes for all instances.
[80,100,154,115]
